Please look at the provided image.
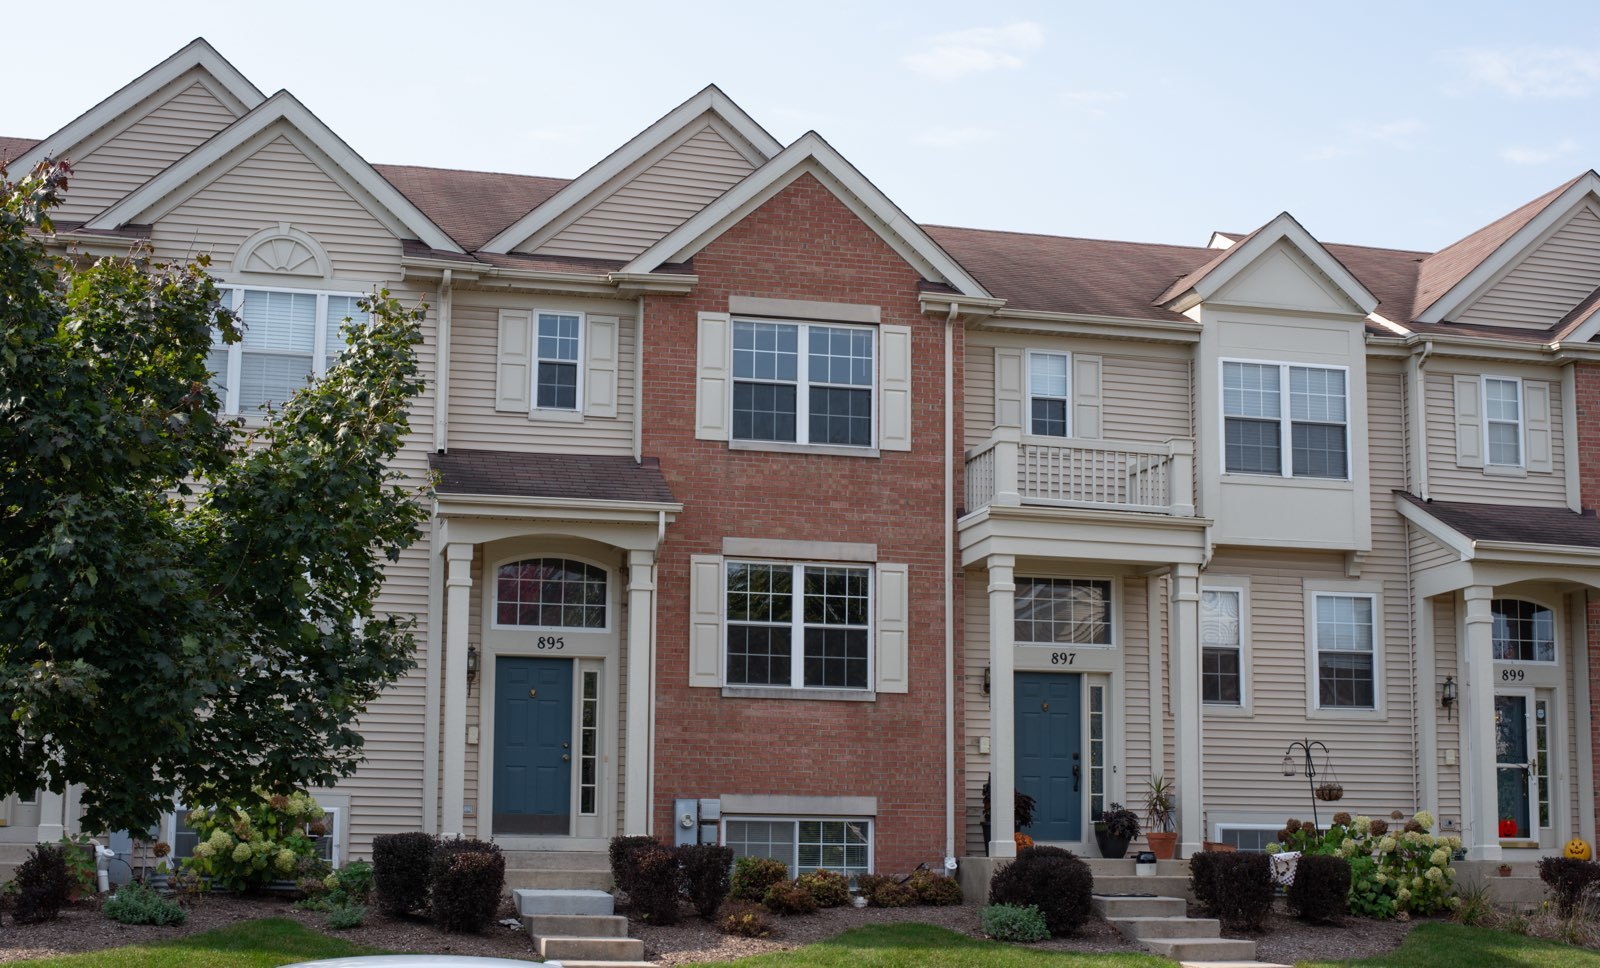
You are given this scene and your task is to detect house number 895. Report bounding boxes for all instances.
[537,636,566,650]
[1050,652,1077,666]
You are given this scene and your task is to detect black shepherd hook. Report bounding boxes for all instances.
[1282,739,1330,829]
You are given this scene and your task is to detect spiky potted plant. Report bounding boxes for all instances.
[1144,776,1178,860]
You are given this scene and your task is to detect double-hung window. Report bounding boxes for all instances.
[725,561,871,691]
[536,312,582,411]
[724,817,872,877]
[1013,577,1112,646]
[1028,352,1071,437]
[1483,377,1523,468]
[1201,589,1243,706]
[1222,361,1348,479]
[732,319,874,447]
[1312,593,1376,709]
[209,287,368,416]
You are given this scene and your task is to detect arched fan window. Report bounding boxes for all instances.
[1492,599,1555,663]
[496,558,607,629]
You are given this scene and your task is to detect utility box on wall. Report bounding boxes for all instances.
[672,797,723,846]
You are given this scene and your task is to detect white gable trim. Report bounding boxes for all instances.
[85,91,463,253]
[11,38,263,175]
[479,85,782,255]
[1162,212,1377,316]
[1417,171,1600,324]
[621,131,989,298]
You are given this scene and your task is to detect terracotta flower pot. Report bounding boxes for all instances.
[1146,831,1178,860]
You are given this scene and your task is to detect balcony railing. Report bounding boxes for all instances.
[964,432,1195,517]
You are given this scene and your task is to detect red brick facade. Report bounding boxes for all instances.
[1579,363,1600,828]
[641,174,962,874]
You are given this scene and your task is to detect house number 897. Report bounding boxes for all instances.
[1050,652,1077,666]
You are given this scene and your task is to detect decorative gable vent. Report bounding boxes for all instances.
[231,223,330,278]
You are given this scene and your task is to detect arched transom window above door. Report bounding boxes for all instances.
[495,558,607,629]
[1492,599,1555,663]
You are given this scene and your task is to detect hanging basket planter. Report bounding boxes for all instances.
[1314,782,1345,802]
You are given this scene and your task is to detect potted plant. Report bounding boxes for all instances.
[1144,776,1178,860]
[1497,863,1514,878]
[981,781,1037,854]
[1094,803,1140,859]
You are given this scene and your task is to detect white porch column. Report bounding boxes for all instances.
[1462,584,1502,861]
[1170,563,1204,858]
[624,549,656,836]
[987,554,1018,859]
[1416,593,1439,816]
[36,787,65,842]
[440,542,473,840]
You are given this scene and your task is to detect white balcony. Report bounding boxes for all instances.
[964,432,1195,518]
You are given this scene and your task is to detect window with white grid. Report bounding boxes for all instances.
[732,319,875,447]
[1222,360,1348,480]
[1013,577,1112,646]
[1201,589,1243,706]
[725,818,872,877]
[1483,377,1523,467]
[1312,593,1376,709]
[536,312,582,411]
[726,561,872,691]
[1028,352,1071,437]
[208,287,368,416]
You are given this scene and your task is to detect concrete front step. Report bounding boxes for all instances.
[1091,894,1187,918]
[1110,915,1221,940]
[502,849,611,870]
[1484,877,1550,905]
[1143,937,1258,961]
[514,888,615,917]
[1093,875,1193,899]
[537,934,646,962]
[1086,858,1190,876]
[507,868,614,891]
[526,913,629,938]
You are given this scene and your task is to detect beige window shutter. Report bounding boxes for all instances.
[1526,380,1553,473]
[878,324,913,451]
[696,312,732,441]
[1072,354,1103,439]
[994,347,1024,430]
[494,309,533,413]
[875,562,909,693]
[1452,374,1483,468]
[688,554,724,688]
[584,314,620,418]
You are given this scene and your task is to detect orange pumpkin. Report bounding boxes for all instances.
[1014,832,1034,850]
[1566,838,1592,861]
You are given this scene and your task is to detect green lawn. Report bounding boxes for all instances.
[1298,921,1600,967]
[728,924,1167,967]
[8,918,374,967]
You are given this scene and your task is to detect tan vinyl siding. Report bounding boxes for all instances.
[448,293,638,455]
[1409,527,1458,572]
[1458,203,1600,329]
[1425,368,1568,506]
[55,75,241,221]
[1434,597,1461,825]
[962,571,989,855]
[530,123,755,261]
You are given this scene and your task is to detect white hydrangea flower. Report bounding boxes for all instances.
[1353,816,1372,835]
[1430,848,1449,866]
[1413,810,1434,832]
[232,842,253,863]
[1379,836,1397,853]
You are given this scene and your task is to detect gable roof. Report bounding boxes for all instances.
[84,90,463,253]
[478,85,780,255]
[1155,212,1378,315]
[622,130,990,298]
[9,39,263,176]
[376,164,569,251]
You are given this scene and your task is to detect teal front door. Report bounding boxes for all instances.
[494,657,573,835]
[1015,672,1083,842]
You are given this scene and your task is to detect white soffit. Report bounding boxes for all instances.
[620,131,990,298]
[478,85,783,255]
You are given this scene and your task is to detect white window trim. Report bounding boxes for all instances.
[531,310,586,418]
[212,284,367,418]
[489,553,614,634]
[1200,581,1251,715]
[166,798,343,869]
[1305,585,1384,719]
[1211,821,1284,851]
[1013,575,1116,649]
[1219,358,1351,481]
[1481,375,1526,470]
[729,317,878,449]
[723,559,875,692]
[721,815,874,876]
[1025,349,1072,438]
[1490,597,1559,666]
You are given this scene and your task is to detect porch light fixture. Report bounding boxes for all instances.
[1441,676,1457,720]
[1280,754,1295,777]
[466,645,479,686]
[983,666,991,695]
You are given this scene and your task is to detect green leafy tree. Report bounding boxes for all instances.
[0,161,430,833]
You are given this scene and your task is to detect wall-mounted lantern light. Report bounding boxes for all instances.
[1441,676,1457,720]
[467,646,480,686]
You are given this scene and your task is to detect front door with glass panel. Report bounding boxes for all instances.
[1015,673,1084,842]
[1495,692,1538,842]
[494,657,573,834]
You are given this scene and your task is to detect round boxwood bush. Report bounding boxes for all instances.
[429,839,505,934]
[795,870,851,908]
[982,903,1050,942]
[908,868,963,906]
[762,879,820,915]
[987,845,1093,936]
[730,856,789,902]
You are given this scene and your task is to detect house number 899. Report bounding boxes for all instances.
[1501,668,1524,681]
[1050,652,1077,666]
[537,636,566,650]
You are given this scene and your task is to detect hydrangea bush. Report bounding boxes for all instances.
[181,789,326,891]
[1268,810,1460,918]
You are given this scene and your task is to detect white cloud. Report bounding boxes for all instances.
[1305,119,1425,161]
[1059,90,1127,119]
[913,125,998,148]
[1500,138,1580,165]
[1445,46,1600,98]
[903,22,1044,80]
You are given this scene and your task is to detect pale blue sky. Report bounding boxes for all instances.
[9,1,1598,251]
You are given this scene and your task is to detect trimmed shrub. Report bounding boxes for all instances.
[719,900,773,937]
[329,860,375,904]
[867,879,916,908]
[1539,857,1600,916]
[429,841,505,933]
[325,902,367,930]
[103,882,187,926]
[988,845,1093,936]
[1288,854,1351,924]
[13,845,72,924]
[629,844,685,925]
[679,844,734,919]
[373,831,435,916]
[730,856,789,902]
[908,868,963,906]
[795,869,851,908]
[1191,852,1272,932]
[982,903,1050,942]
[762,879,819,916]
[608,835,661,897]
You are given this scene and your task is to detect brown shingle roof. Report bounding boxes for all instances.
[430,449,676,504]
[1397,492,1600,549]
[374,164,569,252]
[0,136,39,166]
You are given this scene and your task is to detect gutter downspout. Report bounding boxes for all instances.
[433,269,453,453]
[1409,340,1433,500]
[634,296,646,464]
[649,510,664,836]
[944,303,958,866]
